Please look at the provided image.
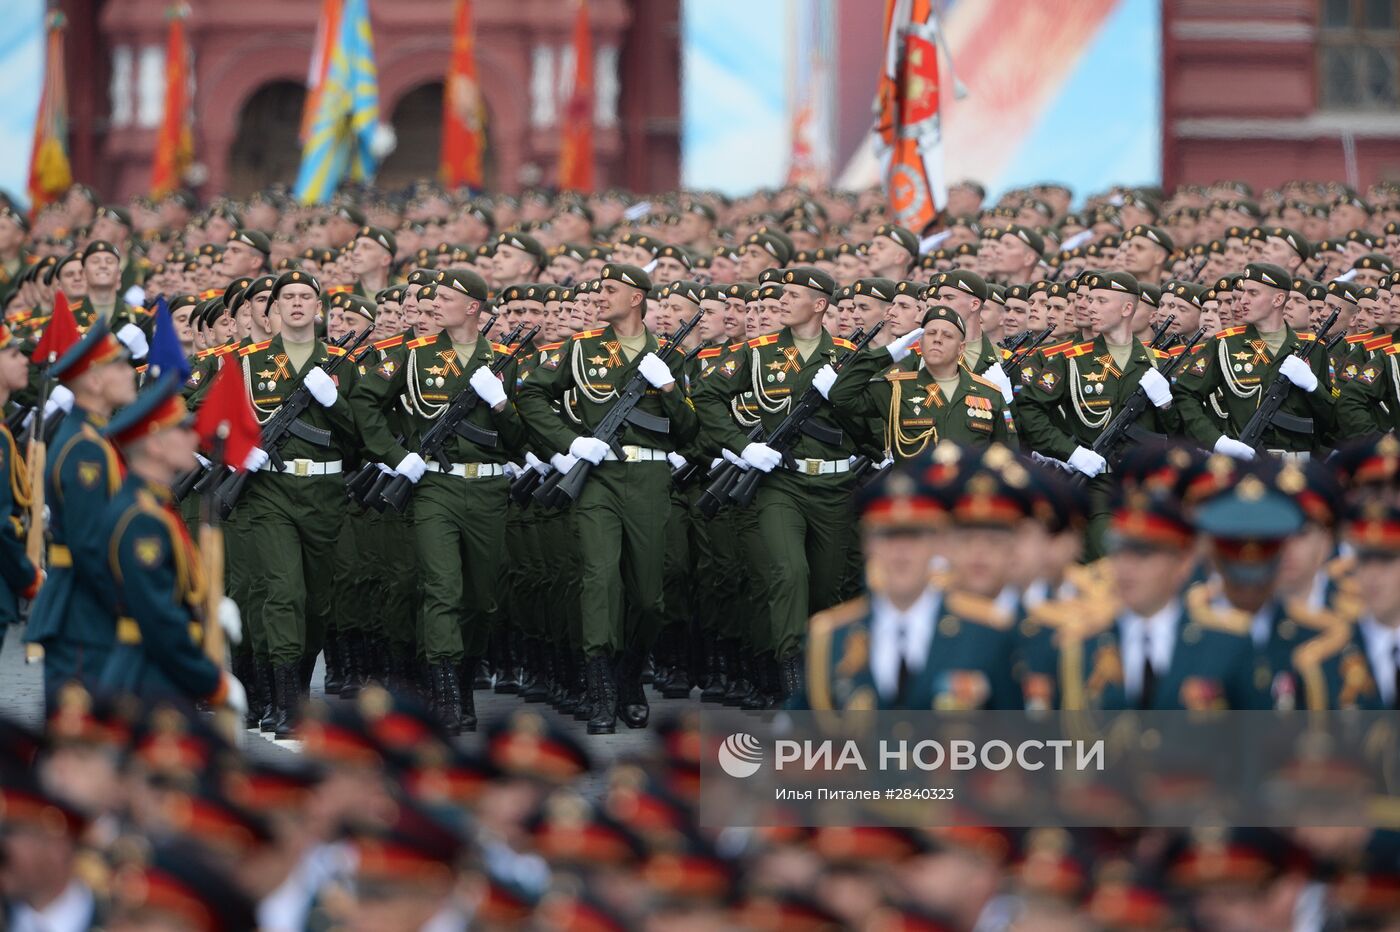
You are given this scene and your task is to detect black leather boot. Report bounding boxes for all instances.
[323,632,345,695]
[585,654,617,735]
[458,658,478,732]
[700,639,731,703]
[432,661,462,736]
[521,640,551,703]
[741,655,778,710]
[614,650,650,729]
[568,652,590,720]
[778,651,803,706]
[272,663,300,739]
[472,658,492,690]
[724,652,755,706]
[494,633,521,694]
[257,658,277,732]
[339,630,363,699]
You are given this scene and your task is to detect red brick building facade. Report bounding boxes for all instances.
[59,0,680,200]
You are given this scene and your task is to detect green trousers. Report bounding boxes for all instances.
[535,505,580,649]
[573,461,670,656]
[240,474,344,667]
[412,473,507,663]
[752,471,855,658]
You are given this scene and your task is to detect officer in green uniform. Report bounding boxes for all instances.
[235,269,363,737]
[0,323,41,640]
[24,318,136,707]
[828,305,1016,459]
[349,269,525,734]
[516,263,698,734]
[796,443,1029,711]
[94,374,246,714]
[1175,262,1335,460]
[692,266,858,705]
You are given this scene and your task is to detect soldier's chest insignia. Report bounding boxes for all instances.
[1359,364,1379,384]
[543,350,562,370]
[271,354,292,381]
[1190,355,1209,375]
[1020,365,1035,384]
[966,395,994,428]
[185,369,203,388]
[719,358,738,377]
[1342,363,1357,382]
[1037,370,1057,391]
[135,537,164,568]
[376,358,398,380]
[77,461,102,489]
[437,349,463,378]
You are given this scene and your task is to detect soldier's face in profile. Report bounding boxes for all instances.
[0,345,27,393]
[887,295,922,335]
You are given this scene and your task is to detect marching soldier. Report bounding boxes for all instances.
[25,317,137,706]
[516,263,698,734]
[349,269,525,733]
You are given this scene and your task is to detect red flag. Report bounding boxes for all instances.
[876,0,946,231]
[27,11,72,218]
[31,292,79,365]
[151,4,194,199]
[557,0,595,193]
[195,357,260,471]
[440,0,486,188]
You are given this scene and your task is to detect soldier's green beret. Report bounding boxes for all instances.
[168,293,199,313]
[377,285,405,304]
[758,283,782,300]
[1343,228,1375,246]
[920,304,965,336]
[1358,285,1380,301]
[852,278,897,302]
[333,204,367,226]
[1126,224,1174,253]
[1241,263,1290,290]
[954,242,979,256]
[270,269,322,300]
[341,294,377,322]
[1138,284,1160,308]
[669,280,703,305]
[725,282,752,300]
[229,229,271,256]
[82,240,119,262]
[222,276,253,311]
[649,283,668,302]
[499,284,524,303]
[832,284,853,302]
[1263,226,1310,260]
[1353,252,1393,272]
[601,263,652,292]
[874,223,919,256]
[780,266,836,297]
[416,283,438,301]
[745,231,793,266]
[895,280,927,300]
[555,243,589,263]
[998,223,1045,257]
[935,269,989,302]
[405,268,436,288]
[1005,283,1029,301]
[681,199,717,222]
[756,267,785,285]
[97,205,132,229]
[1164,280,1206,307]
[1327,279,1362,303]
[1083,270,1140,297]
[697,285,727,303]
[497,232,545,264]
[656,243,693,268]
[0,204,29,232]
[357,225,396,255]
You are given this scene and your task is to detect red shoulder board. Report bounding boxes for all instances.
[1346,331,1374,345]
[407,335,436,348]
[1063,341,1097,358]
[373,334,404,350]
[727,339,748,352]
[194,347,212,360]
[1165,344,1187,357]
[1363,334,1395,352]
[199,288,222,300]
[831,337,856,351]
[238,339,273,357]
[747,332,781,349]
[327,284,352,295]
[1297,331,1317,342]
[1386,343,1400,356]
[537,341,564,352]
[212,342,239,357]
[1215,326,1247,339]
[697,346,724,359]
[999,347,1013,360]
[908,344,922,356]
[134,363,148,374]
[1151,348,1172,360]
[325,344,348,356]
[1040,340,1074,358]
[491,342,511,354]
[574,327,608,340]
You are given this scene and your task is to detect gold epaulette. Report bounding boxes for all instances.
[1215,325,1247,339]
[211,342,238,357]
[908,344,922,356]
[697,346,724,359]
[1185,582,1251,636]
[573,327,607,340]
[1151,347,1172,360]
[238,339,273,357]
[407,335,436,349]
[1000,347,1013,360]
[1062,341,1096,359]
[1386,343,1400,356]
[326,284,353,295]
[969,372,1001,392]
[194,348,212,360]
[373,334,404,350]
[326,344,348,357]
[199,288,221,300]
[1029,594,1115,638]
[491,342,510,354]
[945,591,1013,630]
[1297,331,1318,342]
[885,369,918,381]
[747,332,781,349]
[832,337,856,351]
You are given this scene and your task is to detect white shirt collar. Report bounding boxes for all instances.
[1118,599,1181,701]
[9,880,93,932]
[870,589,940,702]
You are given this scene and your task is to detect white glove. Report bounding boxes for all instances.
[525,452,551,475]
[887,327,925,363]
[550,452,578,473]
[812,364,838,400]
[115,323,149,359]
[637,352,675,390]
[569,436,609,465]
[984,363,1015,404]
[377,463,395,475]
[395,451,427,483]
[221,674,248,717]
[218,596,242,646]
[1213,436,1256,461]
[1138,368,1173,409]
[741,442,782,473]
[1277,355,1318,393]
[45,384,74,418]
[243,446,269,472]
[722,447,751,471]
[1030,450,1075,473]
[469,366,508,408]
[503,462,521,479]
[876,454,895,469]
[302,366,338,407]
[667,452,688,469]
[1067,445,1108,478]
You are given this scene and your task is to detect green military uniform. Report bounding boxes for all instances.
[829,346,1016,458]
[70,295,152,335]
[692,320,858,670]
[1175,323,1335,454]
[1336,338,1400,436]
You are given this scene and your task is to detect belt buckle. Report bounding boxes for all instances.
[805,458,821,476]
[293,458,311,477]
[623,444,640,462]
[464,462,479,478]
